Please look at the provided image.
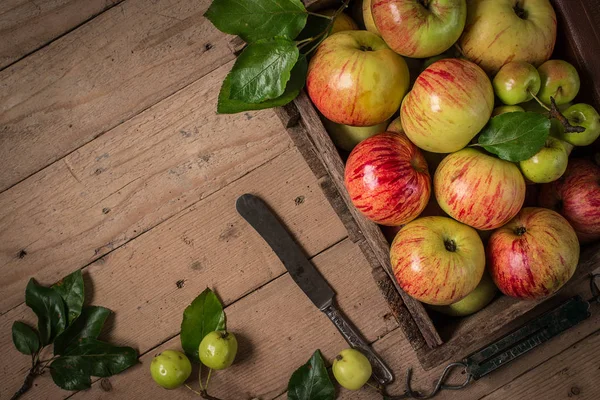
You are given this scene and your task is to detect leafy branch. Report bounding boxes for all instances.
[528,91,585,133]
[205,0,350,114]
[10,271,138,399]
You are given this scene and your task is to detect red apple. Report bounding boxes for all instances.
[488,207,579,300]
[434,148,526,230]
[371,0,467,58]
[345,132,431,226]
[539,159,600,242]
[307,31,410,126]
[400,58,494,153]
[391,216,485,305]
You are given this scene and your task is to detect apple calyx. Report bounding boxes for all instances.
[444,239,457,252]
[359,45,373,52]
[515,226,527,236]
[336,354,344,361]
[417,0,431,9]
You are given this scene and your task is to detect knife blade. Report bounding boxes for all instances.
[236,193,394,385]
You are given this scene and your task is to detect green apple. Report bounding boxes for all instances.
[307,31,410,126]
[537,60,580,106]
[362,0,380,36]
[519,137,568,183]
[493,62,541,105]
[199,331,238,370]
[558,103,600,146]
[150,350,192,389]
[372,0,467,58]
[332,348,372,390]
[492,105,525,116]
[430,271,497,317]
[459,0,556,74]
[324,118,388,151]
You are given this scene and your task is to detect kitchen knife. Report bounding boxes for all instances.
[236,193,394,385]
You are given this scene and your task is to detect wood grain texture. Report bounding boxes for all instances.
[0,0,235,191]
[0,148,351,399]
[481,331,600,400]
[0,61,291,315]
[62,239,398,400]
[0,0,123,69]
[287,91,442,348]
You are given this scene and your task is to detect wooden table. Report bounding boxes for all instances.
[0,1,598,399]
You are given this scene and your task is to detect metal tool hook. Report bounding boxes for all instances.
[382,362,472,399]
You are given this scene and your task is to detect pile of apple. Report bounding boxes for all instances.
[307,0,600,316]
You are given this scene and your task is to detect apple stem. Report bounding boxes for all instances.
[307,11,333,20]
[528,91,586,134]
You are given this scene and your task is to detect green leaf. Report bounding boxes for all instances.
[295,14,331,43]
[25,279,68,345]
[50,338,138,390]
[180,288,226,362]
[477,112,551,162]
[54,306,111,355]
[205,0,307,43]
[288,350,335,400]
[50,357,92,391]
[52,270,84,324]
[228,38,299,103]
[218,54,307,114]
[12,322,40,355]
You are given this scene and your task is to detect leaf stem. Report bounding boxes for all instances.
[205,368,213,390]
[528,90,551,112]
[307,11,333,20]
[185,384,202,396]
[198,365,205,391]
[295,37,315,47]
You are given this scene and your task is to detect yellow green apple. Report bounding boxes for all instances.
[390,216,485,305]
[429,271,498,316]
[459,0,556,74]
[324,118,388,151]
[401,58,494,153]
[332,349,372,390]
[493,61,541,105]
[387,116,403,133]
[519,137,568,183]
[537,60,580,106]
[307,31,410,126]
[371,0,466,58]
[492,105,525,116]
[558,103,600,146]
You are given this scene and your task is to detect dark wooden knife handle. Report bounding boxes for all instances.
[322,303,394,385]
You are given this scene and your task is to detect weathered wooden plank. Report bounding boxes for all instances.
[0,0,123,69]
[289,91,442,348]
[0,148,351,399]
[58,239,397,400]
[481,331,600,400]
[0,0,235,191]
[0,60,291,315]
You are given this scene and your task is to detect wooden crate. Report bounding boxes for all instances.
[240,0,600,370]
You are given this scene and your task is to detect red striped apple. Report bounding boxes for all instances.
[400,59,494,153]
[459,0,556,74]
[371,0,466,58]
[391,216,485,305]
[345,132,431,226]
[434,148,526,230]
[307,31,410,127]
[488,207,579,300]
[539,159,600,242]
